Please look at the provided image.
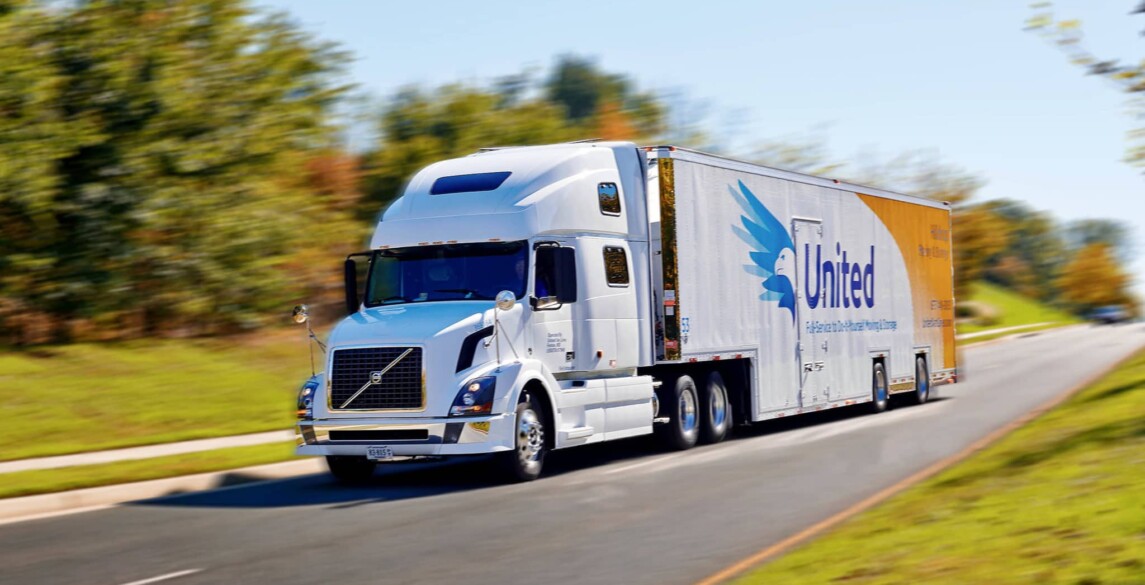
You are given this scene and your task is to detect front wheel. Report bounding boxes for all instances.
[496,392,546,482]
[326,456,376,484]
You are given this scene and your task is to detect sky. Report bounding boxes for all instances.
[264,0,1144,296]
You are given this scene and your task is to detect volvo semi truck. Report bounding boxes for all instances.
[293,141,957,482]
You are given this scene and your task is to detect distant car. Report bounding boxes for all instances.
[1089,305,1130,324]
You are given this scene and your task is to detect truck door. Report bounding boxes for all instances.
[531,241,579,375]
[793,219,827,409]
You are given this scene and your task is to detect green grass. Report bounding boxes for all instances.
[0,442,297,499]
[958,281,1079,335]
[0,330,313,461]
[737,348,1145,585]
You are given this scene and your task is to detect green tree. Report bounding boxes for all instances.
[0,0,355,342]
[978,200,1067,302]
[545,54,665,138]
[362,57,666,217]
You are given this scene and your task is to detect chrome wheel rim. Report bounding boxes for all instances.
[680,389,697,433]
[710,385,727,428]
[875,368,888,407]
[918,368,929,401]
[517,408,544,467]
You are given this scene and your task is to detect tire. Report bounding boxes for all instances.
[496,392,546,482]
[326,456,376,484]
[909,356,931,405]
[870,362,889,414]
[700,371,732,444]
[658,375,700,450]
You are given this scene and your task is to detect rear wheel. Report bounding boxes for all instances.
[870,362,889,413]
[496,392,546,482]
[700,371,732,444]
[326,456,376,484]
[658,375,700,450]
[910,356,931,405]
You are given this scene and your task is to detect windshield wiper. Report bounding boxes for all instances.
[379,296,409,304]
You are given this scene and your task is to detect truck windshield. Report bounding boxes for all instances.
[365,241,528,306]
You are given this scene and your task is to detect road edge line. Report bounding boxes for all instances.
[693,344,1143,585]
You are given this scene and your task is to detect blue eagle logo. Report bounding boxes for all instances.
[730,181,796,323]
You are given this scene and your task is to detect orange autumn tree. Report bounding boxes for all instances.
[1055,243,1134,312]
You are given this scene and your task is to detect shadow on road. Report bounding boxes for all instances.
[130,397,950,511]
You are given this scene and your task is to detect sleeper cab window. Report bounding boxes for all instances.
[598,182,621,216]
[603,246,629,287]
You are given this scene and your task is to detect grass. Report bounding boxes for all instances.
[0,329,313,461]
[958,281,1079,335]
[0,442,297,500]
[736,347,1145,585]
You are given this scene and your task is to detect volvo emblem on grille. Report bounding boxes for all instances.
[339,347,416,409]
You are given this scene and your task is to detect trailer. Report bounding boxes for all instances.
[293,142,957,482]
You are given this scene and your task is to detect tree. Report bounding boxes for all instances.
[545,55,665,139]
[1028,2,1145,170]
[1065,218,1135,264]
[1055,243,1134,311]
[362,57,667,217]
[0,0,100,342]
[0,0,355,342]
[977,200,1067,302]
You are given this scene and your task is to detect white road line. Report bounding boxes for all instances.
[117,569,202,585]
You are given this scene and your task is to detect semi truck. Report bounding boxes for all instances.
[293,141,957,482]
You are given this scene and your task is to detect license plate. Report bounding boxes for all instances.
[366,445,393,461]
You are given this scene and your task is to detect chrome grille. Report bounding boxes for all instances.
[330,347,423,410]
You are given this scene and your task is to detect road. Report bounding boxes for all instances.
[2,323,1143,585]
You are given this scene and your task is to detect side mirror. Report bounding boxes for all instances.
[495,290,516,311]
[529,296,561,310]
[292,304,310,324]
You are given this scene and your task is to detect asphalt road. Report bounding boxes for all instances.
[3,323,1143,585]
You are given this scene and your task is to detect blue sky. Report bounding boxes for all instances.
[265,0,1143,296]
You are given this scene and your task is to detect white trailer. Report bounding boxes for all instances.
[294,142,957,482]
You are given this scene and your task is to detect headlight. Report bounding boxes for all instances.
[449,376,496,416]
[297,376,320,420]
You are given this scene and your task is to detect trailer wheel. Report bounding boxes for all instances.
[701,371,732,444]
[910,356,930,405]
[326,456,376,484]
[658,375,700,450]
[496,392,546,482]
[870,362,889,414]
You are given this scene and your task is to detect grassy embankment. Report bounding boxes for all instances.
[0,443,296,499]
[737,347,1145,584]
[958,281,1079,340]
[0,330,311,462]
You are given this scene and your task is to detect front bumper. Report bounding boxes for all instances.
[295,414,515,458]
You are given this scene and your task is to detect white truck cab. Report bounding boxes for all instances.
[297,143,658,481]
